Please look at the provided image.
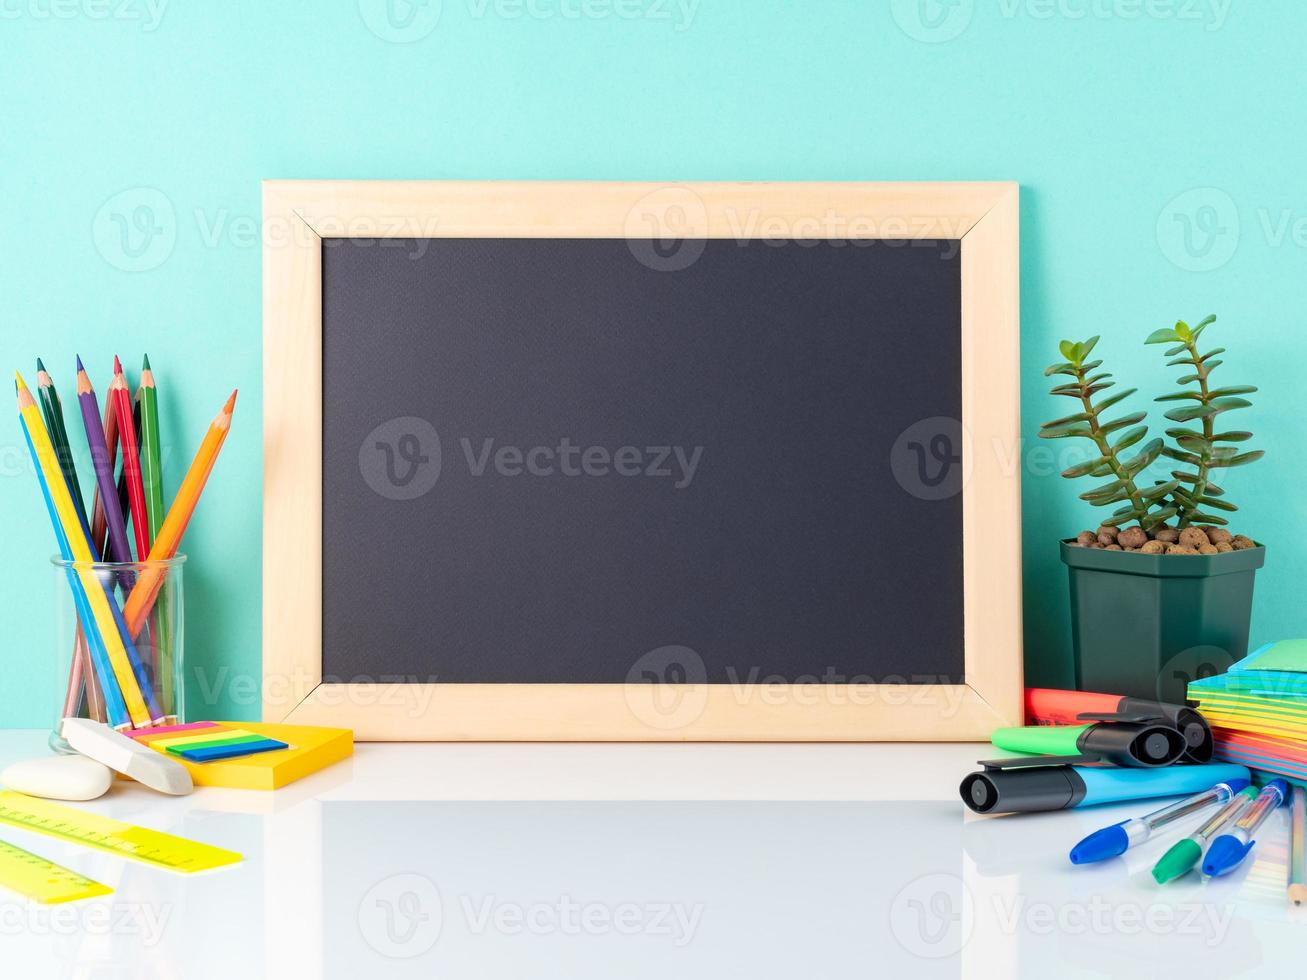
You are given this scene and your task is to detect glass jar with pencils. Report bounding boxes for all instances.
[50,555,185,751]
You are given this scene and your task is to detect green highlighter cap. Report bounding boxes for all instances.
[1151,838,1203,884]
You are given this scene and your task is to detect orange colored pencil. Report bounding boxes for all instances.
[123,390,237,638]
[111,356,149,561]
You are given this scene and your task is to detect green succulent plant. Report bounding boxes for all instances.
[1146,315,1264,528]
[1039,336,1178,529]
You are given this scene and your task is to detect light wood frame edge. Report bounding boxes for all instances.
[262,180,1022,741]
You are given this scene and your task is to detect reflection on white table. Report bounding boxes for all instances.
[0,734,1301,978]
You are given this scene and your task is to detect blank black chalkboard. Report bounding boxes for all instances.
[322,238,963,685]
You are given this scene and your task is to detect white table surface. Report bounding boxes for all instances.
[0,731,1301,978]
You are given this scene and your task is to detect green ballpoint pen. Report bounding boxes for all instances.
[1152,785,1257,884]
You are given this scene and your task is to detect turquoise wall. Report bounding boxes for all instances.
[3,0,1303,726]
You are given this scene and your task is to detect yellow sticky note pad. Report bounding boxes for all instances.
[135,722,352,790]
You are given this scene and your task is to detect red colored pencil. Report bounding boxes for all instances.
[111,356,150,560]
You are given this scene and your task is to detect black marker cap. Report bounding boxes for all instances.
[960,764,1087,814]
[1116,698,1214,763]
[1077,721,1186,768]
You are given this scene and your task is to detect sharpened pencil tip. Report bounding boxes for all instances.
[75,354,85,373]
[36,357,46,373]
[113,354,123,375]
[223,390,237,413]
[15,371,28,391]
[142,353,151,370]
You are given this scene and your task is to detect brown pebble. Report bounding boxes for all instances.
[1166,544,1198,555]
[1155,528,1180,544]
[1097,525,1119,544]
[1232,535,1256,550]
[1140,540,1165,554]
[1105,544,1122,551]
[1206,528,1234,545]
[1085,542,1103,548]
[1198,544,1218,555]
[1216,541,1234,552]
[1117,527,1147,549]
[1179,527,1210,550]
[1076,530,1097,546]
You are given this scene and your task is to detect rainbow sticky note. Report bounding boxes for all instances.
[174,739,288,763]
[140,726,289,763]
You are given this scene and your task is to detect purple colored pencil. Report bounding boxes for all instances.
[75,356,135,571]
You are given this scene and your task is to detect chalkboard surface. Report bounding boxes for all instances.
[322,237,963,685]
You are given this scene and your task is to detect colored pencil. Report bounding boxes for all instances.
[71,361,165,724]
[37,359,101,720]
[111,356,150,561]
[1291,786,1306,906]
[17,402,130,729]
[35,359,88,526]
[17,374,151,727]
[88,374,131,560]
[137,355,174,708]
[81,368,147,715]
[76,358,135,572]
[123,390,237,638]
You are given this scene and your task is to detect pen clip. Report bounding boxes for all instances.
[978,754,1103,771]
[1075,710,1167,725]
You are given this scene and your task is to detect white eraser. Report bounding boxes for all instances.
[2,754,113,801]
[61,718,194,796]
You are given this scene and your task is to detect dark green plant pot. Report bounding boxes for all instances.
[1061,541,1265,704]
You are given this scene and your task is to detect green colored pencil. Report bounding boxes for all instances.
[36,358,88,526]
[138,355,175,711]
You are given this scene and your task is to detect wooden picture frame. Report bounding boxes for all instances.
[262,180,1022,740]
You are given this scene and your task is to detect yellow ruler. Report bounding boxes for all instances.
[0,791,242,874]
[0,838,112,904]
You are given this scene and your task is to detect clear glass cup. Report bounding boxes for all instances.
[49,555,185,751]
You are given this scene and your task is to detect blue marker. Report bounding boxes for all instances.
[1070,778,1249,864]
[960,757,1250,814]
[1203,779,1289,877]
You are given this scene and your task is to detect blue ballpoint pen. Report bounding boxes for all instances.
[1069,777,1249,864]
[1202,779,1289,877]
